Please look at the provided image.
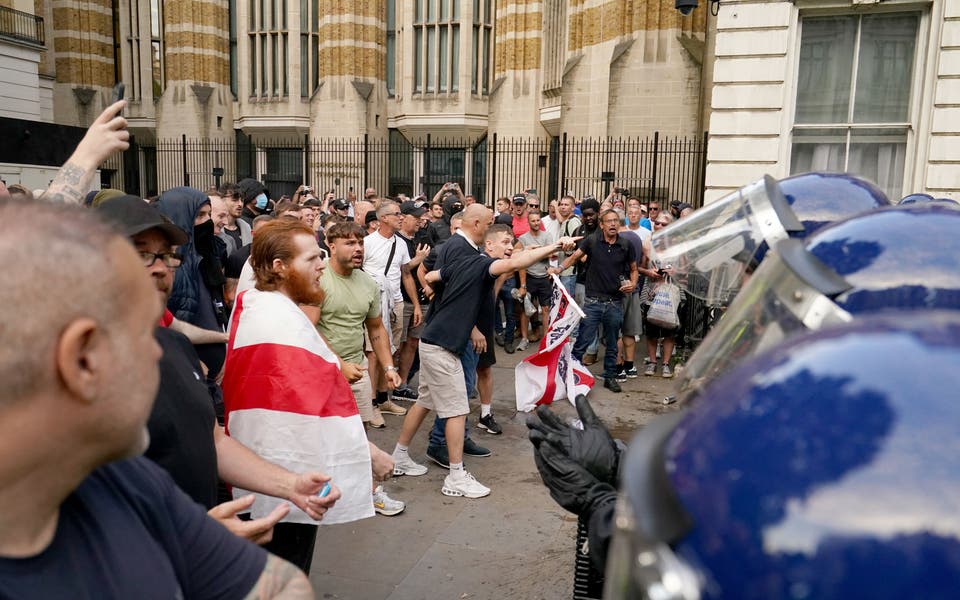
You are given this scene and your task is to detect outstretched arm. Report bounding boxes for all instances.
[490,236,582,277]
[41,100,130,204]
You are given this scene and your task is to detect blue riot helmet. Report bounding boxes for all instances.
[898,192,934,204]
[934,197,959,204]
[605,312,960,600]
[673,203,960,398]
[652,173,889,303]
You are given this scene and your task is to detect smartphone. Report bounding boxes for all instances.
[111,82,125,103]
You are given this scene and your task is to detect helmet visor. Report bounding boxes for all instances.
[675,246,853,399]
[651,176,797,304]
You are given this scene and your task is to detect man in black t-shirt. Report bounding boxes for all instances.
[0,201,313,597]
[554,209,638,393]
[391,214,580,499]
[394,201,430,399]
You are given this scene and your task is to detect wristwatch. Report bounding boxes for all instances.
[385,365,399,372]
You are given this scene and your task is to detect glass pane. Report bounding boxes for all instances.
[471,25,479,93]
[312,0,318,31]
[282,0,287,29]
[415,27,423,92]
[151,40,163,95]
[484,0,491,24]
[282,33,288,95]
[301,34,309,96]
[261,35,267,94]
[439,27,448,91]
[452,0,459,20]
[249,35,257,94]
[386,33,396,95]
[249,0,255,29]
[854,14,918,123]
[427,26,437,92]
[790,128,847,174]
[311,35,319,89]
[416,0,422,23]
[795,16,856,124]
[151,0,161,37]
[474,0,479,22]
[482,27,490,93]
[387,0,395,28]
[848,128,907,199]
[261,0,268,29]
[441,0,448,21]
[273,34,279,94]
[428,0,436,22]
[451,25,459,91]
[300,0,307,30]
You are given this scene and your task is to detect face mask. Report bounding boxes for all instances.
[255,193,268,210]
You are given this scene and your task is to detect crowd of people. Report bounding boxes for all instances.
[0,100,698,597]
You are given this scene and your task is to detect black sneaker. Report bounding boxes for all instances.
[426,443,449,468]
[463,438,492,457]
[477,413,503,435]
[615,369,628,382]
[392,384,419,401]
[504,340,516,354]
[603,378,622,393]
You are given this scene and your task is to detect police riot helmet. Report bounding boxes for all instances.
[606,312,960,599]
[674,203,960,398]
[652,173,889,304]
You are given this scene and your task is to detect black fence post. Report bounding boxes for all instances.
[559,132,567,197]
[180,134,190,187]
[649,131,659,202]
[304,134,310,188]
[547,136,560,203]
[491,133,497,201]
[423,133,432,197]
[363,133,369,190]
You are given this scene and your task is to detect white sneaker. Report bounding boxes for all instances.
[662,364,673,378]
[372,485,405,516]
[441,470,491,498]
[392,452,428,476]
[644,362,657,376]
[516,338,530,351]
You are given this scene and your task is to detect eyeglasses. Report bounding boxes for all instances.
[140,251,182,268]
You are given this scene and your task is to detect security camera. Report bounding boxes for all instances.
[675,0,697,15]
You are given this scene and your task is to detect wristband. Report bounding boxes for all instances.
[385,365,399,372]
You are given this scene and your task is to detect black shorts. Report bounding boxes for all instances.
[526,275,553,307]
[479,332,497,369]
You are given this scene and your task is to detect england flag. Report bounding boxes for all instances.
[515,275,595,411]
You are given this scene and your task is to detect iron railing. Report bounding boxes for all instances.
[0,6,44,46]
[113,131,708,208]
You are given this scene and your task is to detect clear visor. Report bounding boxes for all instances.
[674,249,853,399]
[651,176,796,304]
[604,494,702,600]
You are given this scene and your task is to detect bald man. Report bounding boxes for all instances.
[0,201,312,597]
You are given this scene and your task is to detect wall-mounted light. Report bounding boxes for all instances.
[675,0,721,16]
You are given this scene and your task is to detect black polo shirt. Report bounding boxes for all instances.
[421,253,497,356]
[577,231,636,300]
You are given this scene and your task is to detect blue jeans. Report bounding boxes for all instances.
[429,342,477,447]
[572,298,624,379]
[494,278,517,343]
[559,275,577,299]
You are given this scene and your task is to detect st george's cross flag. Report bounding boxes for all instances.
[515,275,595,412]
[222,288,374,525]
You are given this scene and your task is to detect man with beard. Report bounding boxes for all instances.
[309,221,406,516]
[223,219,386,573]
[0,201,313,598]
[555,209,638,393]
[393,221,581,498]
[96,196,341,544]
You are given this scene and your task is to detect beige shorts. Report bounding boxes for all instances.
[416,342,469,418]
[348,356,375,422]
[401,300,424,342]
[389,302,404,348]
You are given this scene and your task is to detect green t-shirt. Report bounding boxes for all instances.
[317,268,380,363]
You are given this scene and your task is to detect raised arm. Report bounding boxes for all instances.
[41,100,130,204]
[490,236,582,277]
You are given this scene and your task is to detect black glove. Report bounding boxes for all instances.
[533,436,617,517]
[527,394,622,485]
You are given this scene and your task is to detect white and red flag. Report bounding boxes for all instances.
[222,289,374,525]
[515,275,595,412]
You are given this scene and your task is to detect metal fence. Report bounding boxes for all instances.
[115,131,707,207]
[0,6,44,46]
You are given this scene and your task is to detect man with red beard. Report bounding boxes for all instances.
[223,219,384,573]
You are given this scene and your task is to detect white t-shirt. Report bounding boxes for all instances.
[621,225,651,243]
[362,231,410,303]
[541,216,560,239]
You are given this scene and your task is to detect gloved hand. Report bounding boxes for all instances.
[532,437,617,517]
[527,394,622,485]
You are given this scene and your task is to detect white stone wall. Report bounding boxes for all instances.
[704,0,960,203]
[0,41,42,121]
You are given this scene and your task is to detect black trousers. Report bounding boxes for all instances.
[263,522,319,574]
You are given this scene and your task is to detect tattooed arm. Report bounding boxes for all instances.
[242,554,313,599]
[41,100,130,204]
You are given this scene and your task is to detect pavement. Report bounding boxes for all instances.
[308,345,681,600]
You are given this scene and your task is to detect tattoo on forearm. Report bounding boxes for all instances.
[41,162,90,204]
[244,555,313,599]
[59,163,85,185]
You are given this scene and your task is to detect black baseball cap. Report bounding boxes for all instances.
[512,194,527,204]
[364,211,379,225]
[400,200,427,217]
[96,195,188,245]
[332,199,350,211]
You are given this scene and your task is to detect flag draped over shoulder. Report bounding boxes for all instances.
[515,275,595,412]
[222,289,374,525]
